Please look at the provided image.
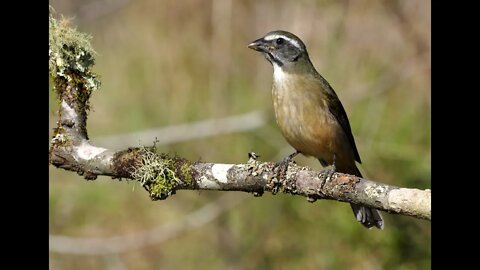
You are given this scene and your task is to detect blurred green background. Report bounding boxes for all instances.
[49,0,430,269]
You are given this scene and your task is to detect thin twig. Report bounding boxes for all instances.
[91,111,267,149]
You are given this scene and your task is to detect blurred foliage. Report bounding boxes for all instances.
[49,0,430,269]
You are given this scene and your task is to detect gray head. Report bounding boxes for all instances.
[248,30,309,68]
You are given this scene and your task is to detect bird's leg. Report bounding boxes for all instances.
[279,150,300,165]
[320,153,336,190]
[275,150,300,180]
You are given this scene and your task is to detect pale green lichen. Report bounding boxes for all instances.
[180,161,194,186]
[49,6,100,94]
[131,147,184,200]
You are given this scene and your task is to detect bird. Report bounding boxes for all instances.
[247,30,384,229]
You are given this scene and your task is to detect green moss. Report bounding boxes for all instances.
[179,161,194,186]
[131,147,186,200]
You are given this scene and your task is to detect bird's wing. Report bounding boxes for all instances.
[322,82,362,164]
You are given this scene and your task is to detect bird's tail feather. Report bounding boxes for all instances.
[350,166,384,229]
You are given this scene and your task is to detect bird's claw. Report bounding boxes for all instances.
[274,150,299,180]
[320,154,337,190]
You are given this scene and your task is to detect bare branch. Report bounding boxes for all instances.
[49,9,431,228]
[92,110,268,149]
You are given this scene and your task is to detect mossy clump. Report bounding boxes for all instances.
[179,161,194,186]
[131,146,189,200]
[49,6,100,98]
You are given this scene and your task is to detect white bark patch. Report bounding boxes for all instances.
[77,141,108,161]
[197,176,221,189]
[211,164,233,183]
[388,188,431,216]
[61,100,77,119]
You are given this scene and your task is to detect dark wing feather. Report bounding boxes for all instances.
[317,75,362,164]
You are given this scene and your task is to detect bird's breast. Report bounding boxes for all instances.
[271,72,346,160]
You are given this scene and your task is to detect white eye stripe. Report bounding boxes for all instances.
[264,34,302,49]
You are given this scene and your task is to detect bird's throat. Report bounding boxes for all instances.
[273,63,291,84]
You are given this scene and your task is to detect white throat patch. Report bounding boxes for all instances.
[273,62,288,82]
[264,34,302,50]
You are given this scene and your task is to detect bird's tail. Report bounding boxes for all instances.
[349,166,384,229]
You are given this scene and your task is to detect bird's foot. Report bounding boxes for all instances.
[275,150,299,178]
[320,154,337,190]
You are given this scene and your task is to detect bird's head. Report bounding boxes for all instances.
[248,30,310,69]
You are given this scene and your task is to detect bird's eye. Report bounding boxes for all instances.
[276,38,284,45]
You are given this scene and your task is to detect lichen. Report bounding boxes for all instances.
[49,6,100,100]
[364,184,386,198]
[179,161,194,186]
[51,132,68,146]
[131,146,186,200]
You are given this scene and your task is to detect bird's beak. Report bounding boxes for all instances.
[248,38,268,52]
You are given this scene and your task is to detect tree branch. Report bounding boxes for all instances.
[92,110,268,149]
[48,9,431,223]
